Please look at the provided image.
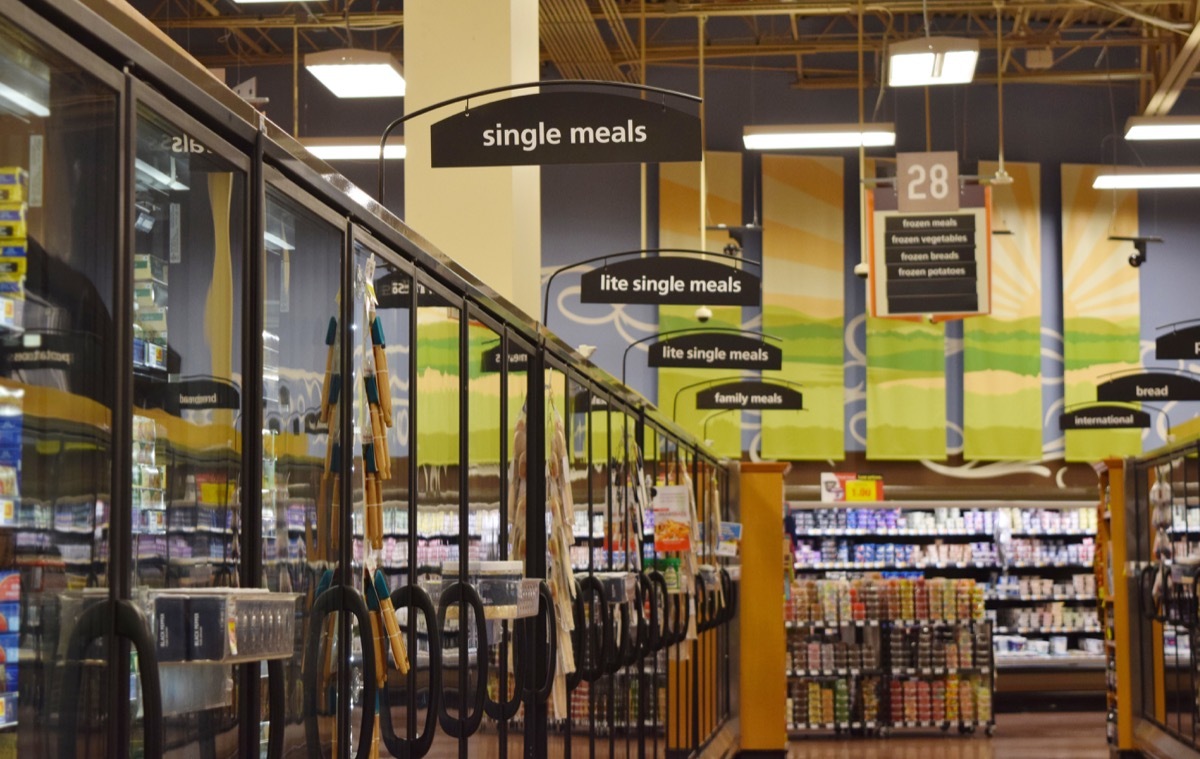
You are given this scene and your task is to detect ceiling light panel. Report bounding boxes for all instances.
[743,123,896,150]
[304,49,405,98]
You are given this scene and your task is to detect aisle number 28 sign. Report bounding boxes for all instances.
[896,151,959,213]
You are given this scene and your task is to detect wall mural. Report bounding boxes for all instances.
[761,154,844,460]
[538,155,1199,491]
[866,315,947,460]
[1060,163,1141,463]
[963,161,1043,460]
[657,151,742,457]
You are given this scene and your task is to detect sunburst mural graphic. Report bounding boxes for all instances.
[1060,164,1141,463]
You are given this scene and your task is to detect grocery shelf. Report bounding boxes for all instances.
[787,721,874,732]
[796,528,992,538]
[1005,561,1094,569]
[795,560,996,571]
[786,619,882,630]
[994,654,1105,670]
[993,625,1102,635]
[787,668,883,678]
[986,593,1096,602]
[888,666,990,677]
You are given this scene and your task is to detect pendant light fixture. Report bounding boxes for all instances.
[886,0,979,87]
[1125,116,1200,141]
[742,123,896,150]
[304,48,406,99]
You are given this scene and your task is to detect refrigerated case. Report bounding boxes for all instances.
[0,0,738,756]
[1124,438,1200,759]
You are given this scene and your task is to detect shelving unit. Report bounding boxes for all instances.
[784,576,993,736]
[789,501,1105,693]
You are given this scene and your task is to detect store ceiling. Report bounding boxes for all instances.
[132,0,1200,114]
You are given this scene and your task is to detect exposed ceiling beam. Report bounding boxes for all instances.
[1075,0,1192,33]
[1144,19,1200,113]
[190,0,266,57]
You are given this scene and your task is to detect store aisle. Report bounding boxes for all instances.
[786,711,1109,759]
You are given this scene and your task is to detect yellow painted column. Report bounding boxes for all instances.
[738,462,787,756]
[403,1,541,316]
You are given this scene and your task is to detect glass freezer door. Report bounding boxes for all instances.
[261,183,351,757]
[129,97,247,755]
[0,17,121,758]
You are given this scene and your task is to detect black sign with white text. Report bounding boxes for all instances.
[480,345,529,373]
[580,257,760,307]
[375,271,454,309]
[882,214,978,315]
[695,381,803,410]
[430,91,701,167]
[1059,405,1150,430]
[169,378,240,412]
[648,333,782,370]
[1156,324,1200,360]
[870,185,990,319]
[1096,372,1200,402]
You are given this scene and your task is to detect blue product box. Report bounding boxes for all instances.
[0,602,18,632]
[0,632,17,664]
[3,663,15,691]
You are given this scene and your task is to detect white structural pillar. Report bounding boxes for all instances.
[404,1,541,316]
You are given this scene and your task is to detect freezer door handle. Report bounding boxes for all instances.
[266,659,285,759]
[436,581,489,738]
[59,598,165,759]
[717,566,736,625]
[302,584,378,759]
[694,572,709,633]
[647,571,667,653]
[565,578,586,690]
[621,576,646,667]
[577,575,610,683]
[530,580,558,702]
[380,584,441,759]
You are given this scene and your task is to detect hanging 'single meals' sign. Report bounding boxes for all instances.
[430,91,701,167]
[580,257,760,307]
[647,333,781,371]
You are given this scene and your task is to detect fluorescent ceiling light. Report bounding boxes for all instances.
[743,123,896,150]
[1092,167,1200,189]
[888,36,979,87]
[264,230,295,251]
[0,81,47,118]
[0,37,49,118]
[1125,116,1200,141]
[135,158,188,191]
[301,137,406,161]
[304,49,405,98]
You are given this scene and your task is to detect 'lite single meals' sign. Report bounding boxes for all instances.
[580,257,760,307]
[647,333,781,371]
[431,91,701,167]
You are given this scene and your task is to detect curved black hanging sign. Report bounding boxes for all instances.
[169,378,241,412]
[1059,405,1151,430]
[430,91,701,167]
[695,381,803,410]
[480,345,529,373]
[1156,323,1200,360]
[375,271,453,310]
[1096,371,1200,402]
[580,257,759,307]
[648,333,782,371]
